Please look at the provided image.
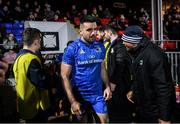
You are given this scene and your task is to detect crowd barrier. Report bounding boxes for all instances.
[166,51,180,83]
[156,40,180,83]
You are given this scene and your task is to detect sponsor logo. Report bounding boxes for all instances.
[78,59,103,65]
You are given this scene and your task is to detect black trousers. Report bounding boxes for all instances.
[107,88,134,123]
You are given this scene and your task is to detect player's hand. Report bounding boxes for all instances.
[127,90,134,103]
[103,86,112,101]
[71,101,83,116]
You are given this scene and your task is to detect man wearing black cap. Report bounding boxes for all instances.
[122,25,175,123]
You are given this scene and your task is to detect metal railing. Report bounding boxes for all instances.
[153,40,180,83]
[166,52,180,83]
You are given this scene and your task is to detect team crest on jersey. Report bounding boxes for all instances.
[79,48,85,54]
[94,46,102,52]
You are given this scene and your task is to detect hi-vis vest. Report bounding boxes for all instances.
[13,52,50,120]
[104,41,110,69]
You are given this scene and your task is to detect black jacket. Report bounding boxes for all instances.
[107,37,132,92]
[106,37,134,122]
[130,37,175,121]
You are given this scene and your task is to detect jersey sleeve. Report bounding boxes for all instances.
[62,44,75,65]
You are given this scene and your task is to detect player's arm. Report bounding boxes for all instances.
[61,63,82,115]
[101,60,112,100]
[61,63,75,103]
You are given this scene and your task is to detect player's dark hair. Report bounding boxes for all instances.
[80,15,97,24]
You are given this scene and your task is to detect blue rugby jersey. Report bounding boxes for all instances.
[62,38,106,97]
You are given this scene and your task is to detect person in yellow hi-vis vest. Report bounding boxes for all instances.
[13,28,50,123]
[103,26,134,123]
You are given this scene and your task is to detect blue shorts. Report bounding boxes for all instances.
[83,95,107,114]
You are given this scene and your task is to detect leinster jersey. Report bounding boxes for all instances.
[62,38,106,97]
